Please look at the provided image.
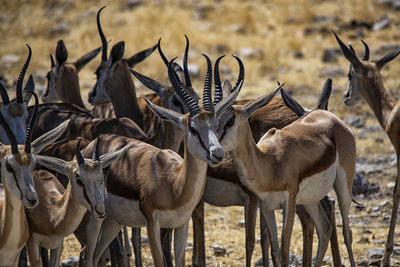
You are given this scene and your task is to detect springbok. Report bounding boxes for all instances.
[216,83,356,267]
[0,95,70,267]
[42,39,115,119]
[25,138,128,267]
[334,33,400,267]
[0,44,35,145]
[78,56,240,267]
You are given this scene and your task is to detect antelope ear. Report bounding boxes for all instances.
[334,32,363,71]
[222,80,233,97]
[316,78,333,110]
[99,145,129,168]
[215,81,243,118]
[35,155,68,175]
[110,41,125,67]
[23,75,35,104]
[126,44,157,68]
[143,97,185,130]
[55,40,68,69]
[74,46,102,72]
[280,88,305,117]
[129,68,166,97]
[376,48,400,70]
[242,86,281,120]
[32,120,70,154]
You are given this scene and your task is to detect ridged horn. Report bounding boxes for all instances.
[0,114,18,154]
[16,44,32,103]
[361,40,370,60]
[97,6,108,61]
[24,91,39,153]
[157,38,169,67]
[213,55,225,105]
[0,82,10,105]
[232,55,245,93]
[202,54,214,112]
[183,35,192,88]
[168,58,200,116]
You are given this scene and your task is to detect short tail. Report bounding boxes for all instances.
[352,198,363,206]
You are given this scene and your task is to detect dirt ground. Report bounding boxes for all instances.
[2,0,400,266]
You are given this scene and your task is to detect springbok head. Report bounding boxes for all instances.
[35,137,128,219]
[0,44,35,145]
[144,55,242,166]
[43,39,101,103]
[334,33,400,106]
[88,7,157,105]
[0,91,70,208]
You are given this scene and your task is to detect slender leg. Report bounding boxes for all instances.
[131,227,143,267]
[281,194,296,267]
[18,247,28,267]
[41,247,49,267]
[192,200,206,267]
[320,197,342,267]
[161,228,173,267]
[382,157,400,267]
[93,217,123,266]
[174,222,189,267]
[303,203,332,267]
[146,216,164,267]
[81,214,103,267]
[49,241,63,267]
[296,205,314,267]
[26,238,42,267]
[244,193,258,267]
[123,227,132,260]
[109,235,127,267]
[259,203,280,266]
[334,172,355,267]
[260,211,270,267]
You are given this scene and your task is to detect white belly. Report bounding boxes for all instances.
[259,155,338,209]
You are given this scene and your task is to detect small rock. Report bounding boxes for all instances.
[238,47,264,59]
[237,220,245,227]
[366,248,384,259]
[387,182,395,189]
[215,44,229,54]
[379,200,389,207]
[357,237,370,243]
[369,259,381,266]
[372,16,390,31]
[322,48,341,63]
[254,257,264,266]
[318,66,345,77]
[212,244,226,257]
[313,15,339,24]
[345,115,364,128]
[383,215,390,221]
[293,51,303,59]
[123,0,144,9]
[188,64,200,78]
[352,170,369,195]
[50,21,70,36]
[1,54,20,67]
[228,24,246,34]
[61,256,79,267]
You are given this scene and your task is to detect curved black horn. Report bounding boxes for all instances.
[232,55,245,93]
[16,44,32,104]
[183,35,192,88]
[348,43,356,55]
[213,55,225,105]
[0,113,18,154]
[92,137,101,162]
[0,82,10,105]
[168,58,200,116]
[157,38,169,68]
[361,40,370,61]
[202,54,214,112]
[50,53,55,68]
[24,91,39,153]
[97,6,108,61]
[76,138,85,166]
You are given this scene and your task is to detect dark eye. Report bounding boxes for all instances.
[76,177,84,186]
[189,126,198,135]
[6,162,14,173]
[226,119,235,127]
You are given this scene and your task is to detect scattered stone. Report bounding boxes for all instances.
[1,54,20,67]
[212,244,227,257]
[122,0,144,9]
[369,259,381,266]
[366,248,384,259]
[345,115,364,128]
[318,66,345,77]
[357,237,370,243]
[237,220,245,227]
[313,15,339,24]
[372,16,390,31]
[322,48,341,63]
[50,21,70,36]
[293,51,303,59]
[238,47,264,59]
[387,182,395,189]
[254,257,264,266]
[228,24,246,34]
[61,256,79,267]
[358,259,369,266]
[378,0,400,9]
[383,215,390,221]
[215,44,229,54]
[379,200,389,207]
[188,64,200,78]
[353,170,369,195]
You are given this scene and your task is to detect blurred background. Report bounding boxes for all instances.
[1,0,400,265]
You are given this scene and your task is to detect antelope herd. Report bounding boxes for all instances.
[1,6,400,267]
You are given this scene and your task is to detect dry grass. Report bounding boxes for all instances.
[1,0,400,265]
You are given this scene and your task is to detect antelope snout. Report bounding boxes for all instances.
[210,146,224,163]
[94,203,106,219]
[25,191,38,208]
